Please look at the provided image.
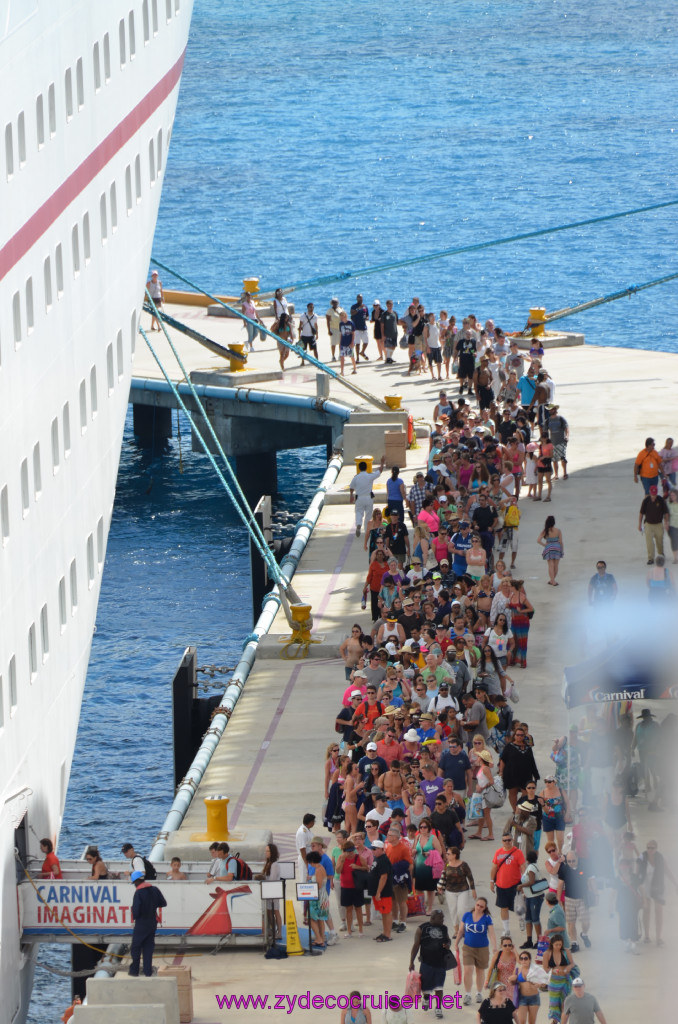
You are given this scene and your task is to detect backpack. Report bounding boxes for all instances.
[505,504,520,527]
[141,857,157,880]
[232,853,253,881]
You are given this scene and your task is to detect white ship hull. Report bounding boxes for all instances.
[0,2,194,1020]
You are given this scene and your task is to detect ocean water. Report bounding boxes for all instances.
[27,0,677,1017]
[155,0,678,350]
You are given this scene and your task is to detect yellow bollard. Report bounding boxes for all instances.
[228,342,247,372]
[354,454,374,474]
[527,307,546,337]
[384,395,402,410]
[204,795,230,840]
[243,277,260,295]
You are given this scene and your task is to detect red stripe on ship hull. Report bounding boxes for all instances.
[0,48,186,280]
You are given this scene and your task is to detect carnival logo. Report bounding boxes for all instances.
[588,687,647,703]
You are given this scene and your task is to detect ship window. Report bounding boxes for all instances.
[87,533,95,587]
[79,379,87,432]
[71,224,80,275]
[9,656,17,714]
[107,343,115,392]
[135,154,142,202]
[20,459,29,516]
[152,0,158,34]
[55,243,64,296]
[1,485,9,544]
[4,123,14,179]
[104,33,111,82]
[166,0,172,22]
[51,417,60,472]
[33,442,42,498]
[40,605,49,661]
[125,165,132,214]
[0,675,3,729]
[48,83,56,136]
[130,310,137,355]
[156,128,163,172]
[12,292,21,347]
[100,193,108,242]
[26,278,34,333]
[44,256,53,310]
[70,558,78,612]
[149,139,156,183]
[28,624,38,680]
[58,577,67,629]
[119,19,126,67]
[175,0,180,12]
[17,112,26,165]
[116,329,124,378]
[97,516,104,568]
[62,402,71,455]
[110,182,118,230]
[36,94,45,147]
[93,42,102,91]
[90,366,98,418]
[142,0,150,43]
[83,212,91,263]
[65,67,74,121]
[129,12,136,58]
[76,58,84,109]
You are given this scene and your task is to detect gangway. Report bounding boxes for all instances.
[18,860,265,948]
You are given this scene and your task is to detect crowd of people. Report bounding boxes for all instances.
[288,320,674,1020]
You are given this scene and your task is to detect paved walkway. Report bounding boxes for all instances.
[135,307,678,1021]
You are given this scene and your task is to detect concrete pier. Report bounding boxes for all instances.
[128,301,678,1022]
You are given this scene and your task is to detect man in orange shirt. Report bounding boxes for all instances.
[634,437,663,493]
[385,825,413,932]
[490,832,526,935]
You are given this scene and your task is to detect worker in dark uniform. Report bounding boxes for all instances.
[129,870,167,977]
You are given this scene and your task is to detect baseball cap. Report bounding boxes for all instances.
[371,839,385,849]
[572,979,584,988]
[131,871,145,883]
[366,742,378,751]
[350,689,363,698]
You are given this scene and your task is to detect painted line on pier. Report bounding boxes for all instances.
[230,531,355,828]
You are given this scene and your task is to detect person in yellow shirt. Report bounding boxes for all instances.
[634,437,663,493]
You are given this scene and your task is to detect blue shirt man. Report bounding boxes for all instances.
[439,742,472,792]
[350,296,369,331]
[451,524,472,575]
[588,563,617,604]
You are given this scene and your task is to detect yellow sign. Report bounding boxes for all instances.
[285,899,304,956]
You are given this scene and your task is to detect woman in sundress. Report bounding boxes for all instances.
[537,516,564,587]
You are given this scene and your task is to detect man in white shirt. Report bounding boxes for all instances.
[298,302,319,359]
[427,681,459,714]
[350,454,386,537]
[325,297,344,361]
[295,813,316,883]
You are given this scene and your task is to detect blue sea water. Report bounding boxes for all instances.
[27,0,677,1018]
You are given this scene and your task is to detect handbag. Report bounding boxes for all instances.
[442,948,457,971]
[529,877,549,895]
[258,326,267,341]
[425,848,445,879]
[351,867,369,890]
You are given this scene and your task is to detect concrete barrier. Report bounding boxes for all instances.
[74,1004,167,1023]
[86,977,179,1024]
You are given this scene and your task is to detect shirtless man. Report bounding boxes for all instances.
[473,357,495,411]
[339,624,364,680]
[380,760,407,810]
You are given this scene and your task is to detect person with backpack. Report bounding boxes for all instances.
[409,908,454,1018]
[121,843,156,880]
[206,842,252,883]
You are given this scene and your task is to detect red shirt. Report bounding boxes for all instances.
[42,852,62,878]
[493,846,525,888]
[376,739,403,766]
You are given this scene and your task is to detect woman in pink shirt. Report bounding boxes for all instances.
[417,498,440,536]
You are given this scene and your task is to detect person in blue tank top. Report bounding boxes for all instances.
[386,467,407,519]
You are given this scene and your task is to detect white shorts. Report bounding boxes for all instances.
[354,329,369,347]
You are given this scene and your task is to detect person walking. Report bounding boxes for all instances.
[478,983,519,1024]
[128,871,167,976]
[146,270,164,330]
[455,896,497,1006]
[350,455,386,538]
[241,291,263,350]
[499,725,540,811]
[438,846,476,929]
[634,437,663,493]
[537,516,564,586]
[561,979,608,1024]
[298,302,319,360]
[490,833,526,936]
[636,838,678,945]
[367,839,394,942]
[409,909,453,1018]
[638,485,669,564]
[351,294,370,361]
[325,297,344,361]
[587,562,617,604]
[339,309,357,376]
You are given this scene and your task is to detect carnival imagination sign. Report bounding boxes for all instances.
[20,881,263,937]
